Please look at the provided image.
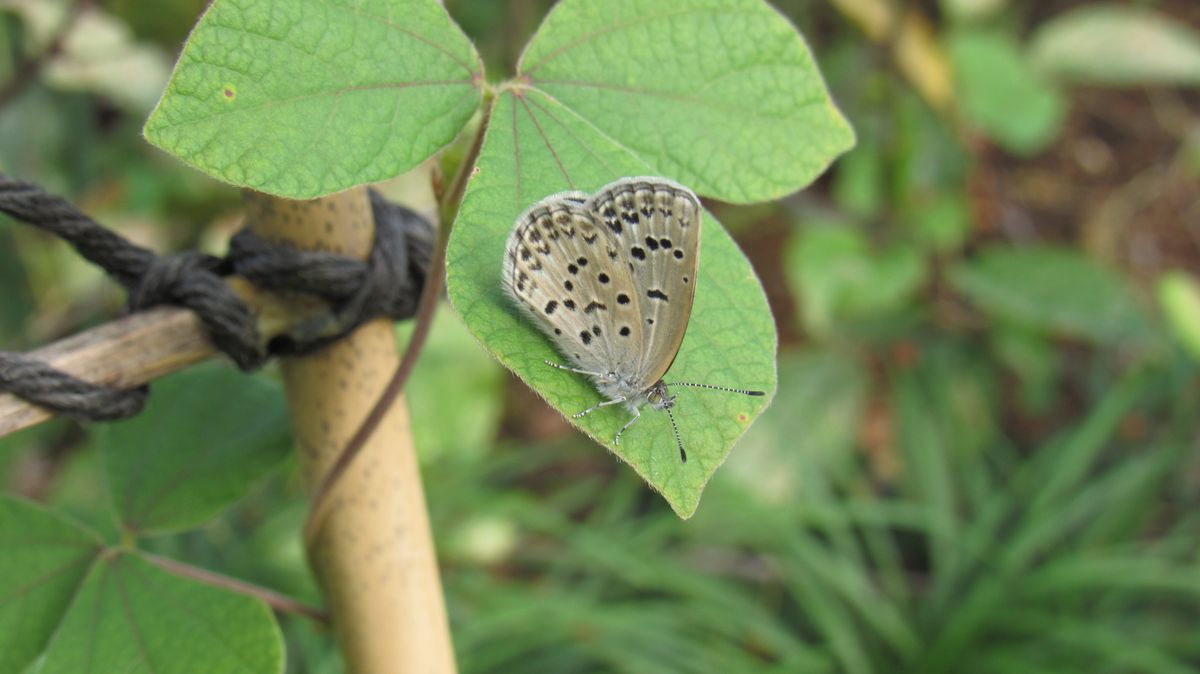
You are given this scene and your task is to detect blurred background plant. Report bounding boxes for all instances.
[2,0,1199,672]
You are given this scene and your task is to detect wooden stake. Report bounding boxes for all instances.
[243,188,456,674]
[0,308,212,435]
[0,277,322,437]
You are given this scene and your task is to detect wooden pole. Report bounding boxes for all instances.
[242,188,456,674]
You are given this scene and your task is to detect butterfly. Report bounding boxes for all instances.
[502,177,764,462]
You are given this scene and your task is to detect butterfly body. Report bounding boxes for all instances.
[503,177,762,461]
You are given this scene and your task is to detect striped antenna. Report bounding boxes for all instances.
[663,406,687,463]
[664,382,766,397]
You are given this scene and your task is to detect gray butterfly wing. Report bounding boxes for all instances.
[586,178,702,389]
[503,192,646,380]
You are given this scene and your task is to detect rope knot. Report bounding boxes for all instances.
[0,175,433,424]
[128,251,222,310]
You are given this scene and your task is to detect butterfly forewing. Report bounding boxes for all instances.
[587,178,702,389]
[503,191,646,379]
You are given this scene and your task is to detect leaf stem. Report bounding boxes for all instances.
[143,551,330,625]
[303,97,495,548]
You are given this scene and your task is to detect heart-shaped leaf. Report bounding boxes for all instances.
[516,0,855,203]
[447,90,777,518]
[143,0,483,198]
[40,552,283,674]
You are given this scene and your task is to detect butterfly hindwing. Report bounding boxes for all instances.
[503,191,645,380]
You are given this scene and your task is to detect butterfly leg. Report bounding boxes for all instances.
[614,408,642,446]
[544,359,607,378]
[572,396,626,419]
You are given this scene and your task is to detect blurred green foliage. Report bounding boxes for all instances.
[2,1,1199,673]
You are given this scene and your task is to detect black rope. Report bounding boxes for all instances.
[0,352,148,422]
[0,175,434,424]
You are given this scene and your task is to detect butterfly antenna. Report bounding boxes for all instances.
[664,406,687,463]
[664,382,766,397]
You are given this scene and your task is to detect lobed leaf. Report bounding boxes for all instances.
[447,0,857,515]
[143,0,483,198]
[40,552,283,674]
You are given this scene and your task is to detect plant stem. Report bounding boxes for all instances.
[143,552,329,625]
[303,97,495,547]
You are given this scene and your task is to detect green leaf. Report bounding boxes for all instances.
[516,0,855,203]
[948,29,1065,155]
[992,323,1058,413]
[1030,5,1200,87]
[950,246,1153,345]
[447,91,777,518]
[787,226,925,336]
[100,365,292,536]
[143,0,482,198]
[0,496,102,674]
[40,552,283,674]
[1157,270,1200,361]
[907,193,970,253]
[940,0,1009,21]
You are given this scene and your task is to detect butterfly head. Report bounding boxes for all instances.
[645,381,677,411]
